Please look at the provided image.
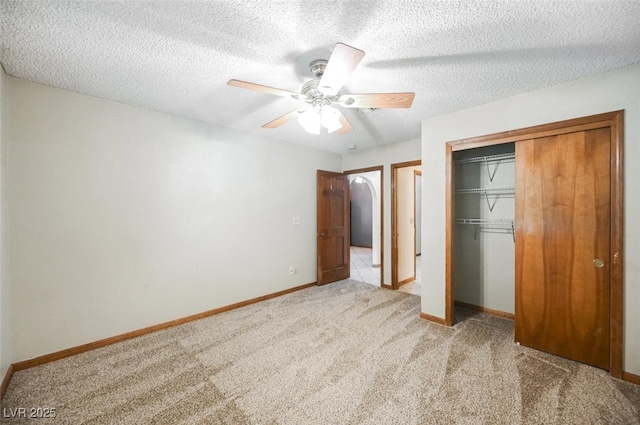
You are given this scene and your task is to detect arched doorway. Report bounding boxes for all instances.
[345,168,382,287]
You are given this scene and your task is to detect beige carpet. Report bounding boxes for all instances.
[2,279,639,424]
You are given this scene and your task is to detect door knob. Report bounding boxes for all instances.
[593,259,605,268]
[318,233,325,237]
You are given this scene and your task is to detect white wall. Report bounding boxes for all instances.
[0,67,11,382]
[422,63,640,375]
[7,77,341,362]
[342,139,421,285]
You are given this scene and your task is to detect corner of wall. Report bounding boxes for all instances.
[0,64,13,393]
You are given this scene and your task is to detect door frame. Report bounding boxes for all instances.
[344,166,386,288]
[414,170,422,273]
[444,110,624,378]
[391,160,422,290]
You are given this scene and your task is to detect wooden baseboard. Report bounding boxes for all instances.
[1,364,14,400]
[381,283,393,290]
[11,282,317,373]
[419,312,447,326]
[623,372,640,385]
[455,300,515,320]
[398,276,416,286]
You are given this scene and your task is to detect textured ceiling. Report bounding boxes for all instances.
[2,1,640,154]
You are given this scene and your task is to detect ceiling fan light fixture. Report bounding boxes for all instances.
[228,42,412,136]
[321,106,343,134]
[297,108,321,134]
[297,106,343,135]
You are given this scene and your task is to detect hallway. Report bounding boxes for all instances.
[350,247,420,296]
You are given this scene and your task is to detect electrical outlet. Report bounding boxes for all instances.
[289,266,297,275]
[292,216,301,225]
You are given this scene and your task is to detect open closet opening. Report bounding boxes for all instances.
[453,143,515,319]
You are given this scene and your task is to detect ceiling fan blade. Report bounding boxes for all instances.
[262,109,303,129]
[319,43,365,95]
[334,109,354,134]
[338,92,415,109]
[228,79,303,101]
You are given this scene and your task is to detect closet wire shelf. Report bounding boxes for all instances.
[455,152,515,241]
[455,152,515,183]
[455,187,515,211]
[454,152,515,165]
[455,218,515,242]
[455,187,514,194]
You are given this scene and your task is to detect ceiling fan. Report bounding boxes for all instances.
[227,42,415,135]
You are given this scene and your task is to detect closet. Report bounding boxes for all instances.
[446,111,624,377]
[453,144,516,317]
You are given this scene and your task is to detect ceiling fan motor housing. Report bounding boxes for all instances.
[301,79,323,101]
[303,60,341,106]
[301,79,341,107]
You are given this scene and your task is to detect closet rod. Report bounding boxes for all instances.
[455,219,515,242]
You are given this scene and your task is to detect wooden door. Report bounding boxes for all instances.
[515,128,611,370]
[391,160,421,289]
[317,170,350,285]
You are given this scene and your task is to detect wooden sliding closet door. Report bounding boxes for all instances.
[515,128,611,370]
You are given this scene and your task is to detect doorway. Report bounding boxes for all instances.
[344,167,384,289]
[391,160,422,293]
